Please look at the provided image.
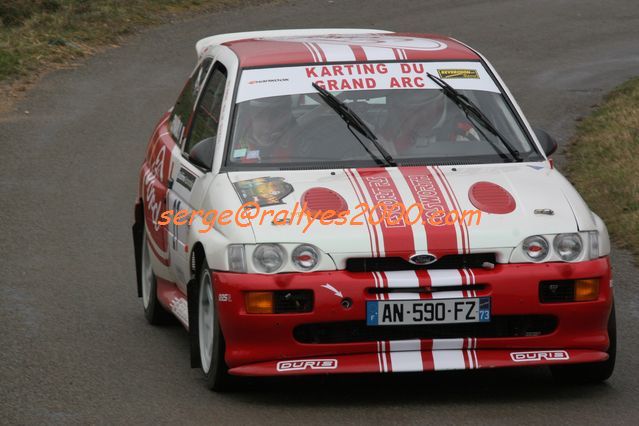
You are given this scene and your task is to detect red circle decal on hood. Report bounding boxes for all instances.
[300,187,348,215]
[468,181,516,214]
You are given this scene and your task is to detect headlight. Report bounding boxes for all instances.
[292,245,320,271]
[554,233,583,261]
[227,245,246,272]
[253,244,286,273]
[522,235,549,261]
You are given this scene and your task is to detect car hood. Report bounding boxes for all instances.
[221,163,592,261]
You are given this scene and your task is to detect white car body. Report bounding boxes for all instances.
[133,29,614,384]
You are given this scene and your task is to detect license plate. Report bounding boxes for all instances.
[366,297,491,326]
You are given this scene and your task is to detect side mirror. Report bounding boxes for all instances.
[533,128,558,157]
[188,137,215,171]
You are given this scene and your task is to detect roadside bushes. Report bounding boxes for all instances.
[0,0,61,27]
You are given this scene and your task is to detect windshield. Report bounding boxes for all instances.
[226,61,542,169]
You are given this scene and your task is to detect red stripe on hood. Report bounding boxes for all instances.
[354,168,415,257]
[398,166,459,257]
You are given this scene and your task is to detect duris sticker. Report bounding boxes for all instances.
[276,359,338,372]
[510,350,570,362]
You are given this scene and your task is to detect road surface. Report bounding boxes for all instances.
[2,0,639,423]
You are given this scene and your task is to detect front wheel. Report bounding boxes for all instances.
[196,260,231,391]
[140,228,170,325]
[551,303,616,384]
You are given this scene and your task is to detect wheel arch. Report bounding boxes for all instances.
[132,198,144,297]
[187,241,207,368]
[190,242,207,278]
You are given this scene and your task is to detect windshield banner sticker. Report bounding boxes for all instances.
[237,61,499,103]
[233,177,294,206]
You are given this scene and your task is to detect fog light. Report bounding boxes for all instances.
[245,291,274,313]
[274,290,313,313]
[540,278,600,303]
[575,278,599,301]
[540,280,574,303]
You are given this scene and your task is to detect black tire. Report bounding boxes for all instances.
[140,228,171,325]
[195,259,231,391]
[551,303,616,384]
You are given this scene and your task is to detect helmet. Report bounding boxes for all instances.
[382,89,447,150]
[246,96,294,147]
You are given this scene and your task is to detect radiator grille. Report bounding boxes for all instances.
[294,315,557,344]
[346,253,496,272]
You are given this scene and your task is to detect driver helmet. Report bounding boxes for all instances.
[390,89,444,118]
[246,95,294,147]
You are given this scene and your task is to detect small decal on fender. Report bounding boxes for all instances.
[176,168,196,191]
[218,293,232,302]
[320,283,344,298]
[276,359,338,372]
[169,297,189,326]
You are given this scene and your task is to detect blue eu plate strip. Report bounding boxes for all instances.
[366,301,378,326]
[479,297,491,322]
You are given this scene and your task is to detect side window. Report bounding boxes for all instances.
[169,58,213,146]
[184,64,227,155]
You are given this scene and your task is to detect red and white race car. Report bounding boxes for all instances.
[132,29,615,390]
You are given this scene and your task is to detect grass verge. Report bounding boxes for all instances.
[0,0,266,109]
[567,77,639,263]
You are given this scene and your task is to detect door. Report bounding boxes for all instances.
[142,58,213,278]
[167,61,228,290]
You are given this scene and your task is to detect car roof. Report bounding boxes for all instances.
[196,29,480,68]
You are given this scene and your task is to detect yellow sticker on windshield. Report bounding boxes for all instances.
[437,69,479,79]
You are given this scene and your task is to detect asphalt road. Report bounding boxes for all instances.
[2,0,639,424]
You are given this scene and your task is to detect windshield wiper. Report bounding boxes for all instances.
[426,73,523,162]
[312,82,397,167]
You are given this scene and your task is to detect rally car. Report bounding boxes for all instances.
[132,29,615,390]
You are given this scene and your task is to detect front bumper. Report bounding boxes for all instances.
[213,257,612,376]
